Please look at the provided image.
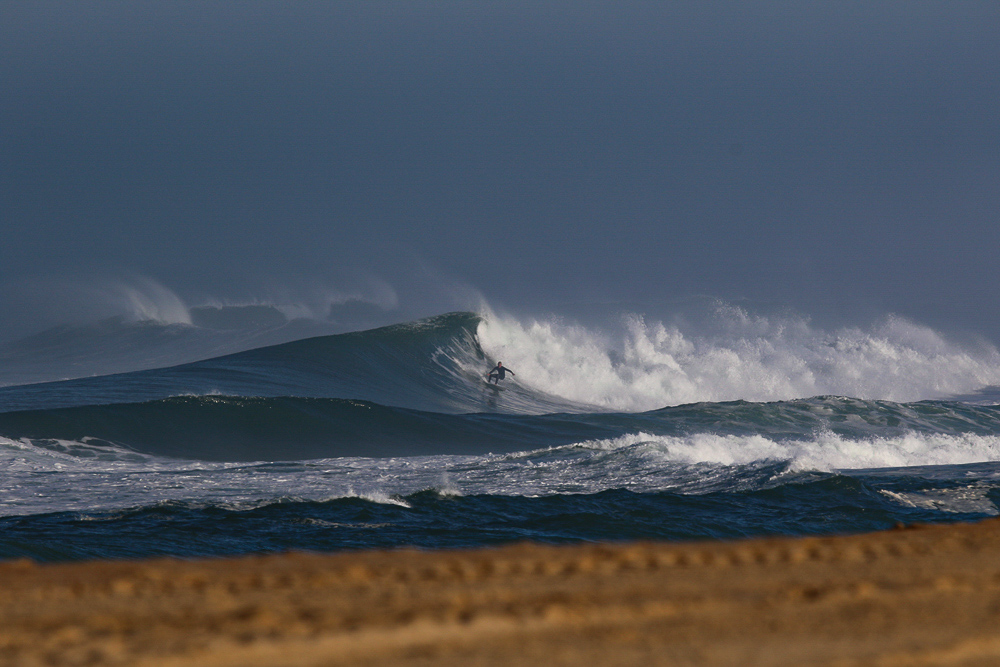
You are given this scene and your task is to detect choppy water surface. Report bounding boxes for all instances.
[3,312,1000,562]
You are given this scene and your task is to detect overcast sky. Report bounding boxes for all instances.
[2,1,999,340]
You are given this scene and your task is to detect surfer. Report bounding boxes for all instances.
[486,361,515,385]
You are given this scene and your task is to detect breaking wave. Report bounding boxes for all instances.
[478,306,1000,410]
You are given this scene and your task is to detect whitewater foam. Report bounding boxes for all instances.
[581,430,1000,471]
[879,487,999,515]
[6,426,1000,518]
[476,305,1000,410]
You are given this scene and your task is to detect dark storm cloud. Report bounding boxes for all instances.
[2,1,999,339]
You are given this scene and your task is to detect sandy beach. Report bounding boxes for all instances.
[2,518,1000,666]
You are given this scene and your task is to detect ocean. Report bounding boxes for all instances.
[3,309,1000,563]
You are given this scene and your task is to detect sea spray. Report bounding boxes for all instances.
[477,306,1000,409]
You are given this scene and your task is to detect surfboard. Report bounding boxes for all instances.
[484,382,505,391]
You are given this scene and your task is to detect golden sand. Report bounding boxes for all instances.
[4,518,1000,666]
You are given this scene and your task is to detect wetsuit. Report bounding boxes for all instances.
[487,364,514,384]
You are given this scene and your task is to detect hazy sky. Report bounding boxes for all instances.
[3,1,999,340]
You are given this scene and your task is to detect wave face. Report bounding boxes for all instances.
[0,313,576,415]
[3,310,1000,562]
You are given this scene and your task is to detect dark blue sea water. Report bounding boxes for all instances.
[3,311,1000,562]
